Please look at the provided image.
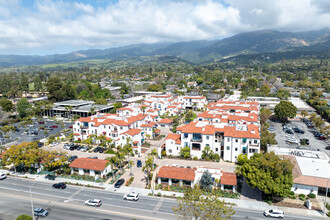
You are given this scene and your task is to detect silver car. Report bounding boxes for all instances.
[123,192,140,201]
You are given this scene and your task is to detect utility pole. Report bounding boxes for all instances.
[30,183,35,220]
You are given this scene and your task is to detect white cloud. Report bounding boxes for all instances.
[0,0,328,54]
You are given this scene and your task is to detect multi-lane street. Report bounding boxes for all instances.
[0,177,324,220]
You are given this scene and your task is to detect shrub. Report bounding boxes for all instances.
[193,156,198,161]
[288,195,296,199]
[157,192,162,197]
[299,194,305,198]
[326,202,330,210]
[327,211,330,217]
[289,191,295,196]
[16,215,32,220]
[307,193,316,198]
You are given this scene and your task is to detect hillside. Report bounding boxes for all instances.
[0,29,329,67]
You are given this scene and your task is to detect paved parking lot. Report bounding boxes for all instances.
[271,119,329,156]
[2,118,73,146]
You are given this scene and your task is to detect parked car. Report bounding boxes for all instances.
[69,125,73,129]
[263,209,284,218]
[68,155,78,162]
[325,146,330,150]
[94,147,101,153]
[13,126,20,132]
[52,182,66,189]
[34,208,49,217]
[51,125,58,128]
[123,192,140,201]
[38,121,45,124]
[80,146,88,152]
[319,134,327,140]
[0,172,6,180]
[307,123,315,128]
[114,179,125,188]
[85,199,102,207]
[293,127,305,134]
[137,160,142,167]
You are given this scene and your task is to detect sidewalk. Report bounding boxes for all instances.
[1,169,326,219]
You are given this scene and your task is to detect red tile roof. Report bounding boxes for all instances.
[158,118,173,124]
[151,95,172,98]
[221,172,237,186]
[157,166,195,181]
[140,122,157,127]
[122,128,142,136]
[69,158,108,171]
[117,107,133,111]
[74,133,80,136]
[183,96,206,99]
[166,133,181,144]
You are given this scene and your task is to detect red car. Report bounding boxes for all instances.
[51,125,58,128]
[38,121,45,124]
[69,126,73,129]
[319,135,327,140]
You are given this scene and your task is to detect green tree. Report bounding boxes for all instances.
[19,74,29,91]
[46,77,63,102]
[239,152,293,197]
[199,170,213,192]
[33,75,42,91]
[16,98,32,118]
[173,186,235,220]
[301,110,308,119]
[259,85,270,96]
[179,146,190,158]
[196,77,204,85]
[274,101,297,122]
[260,108,272,124]
[0,98,14,112]
[276,88,290,100]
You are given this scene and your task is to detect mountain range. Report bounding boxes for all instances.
[0,29,330,67]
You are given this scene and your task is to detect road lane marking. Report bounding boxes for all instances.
[0,191,171,220]
[153,198,164,212]
[68,187,84,200]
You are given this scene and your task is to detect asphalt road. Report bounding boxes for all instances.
[0,177,323,220]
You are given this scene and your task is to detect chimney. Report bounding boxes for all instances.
[251,129,255,134]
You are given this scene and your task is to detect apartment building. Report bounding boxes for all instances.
[164,100,260,162]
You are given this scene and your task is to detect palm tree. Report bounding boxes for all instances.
[89,106,96,116]
[141,106,146,116]
[142,155,154,188]
[107,156,118,179]
[114,149,126,174]
[128,160,135,176]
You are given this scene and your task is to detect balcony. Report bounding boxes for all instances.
[191,138,202,142]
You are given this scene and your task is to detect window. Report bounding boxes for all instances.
[215,148,218,152]
[235,139,238,143]
[254,140,258,144]
[74,128,76,131]
[206,144,210,147]
[192,133,202,140]
[122,136,124,140]
[169,149,172,153]
[184,133,188,138]
[235,148,238,151]
[192,143,201,151]
[249,140,252,144]
[177,147,178,150]
[184,142,188,147]
[226,146,230,150]
[227,138,231,142]
[206,136,209,140]
[120,127,123,130]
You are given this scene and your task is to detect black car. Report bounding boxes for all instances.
[137,160,142,167]
[52,182,66,189]
[114,179,125,188]
[326,146,330,150]
[94,147,101,153]
[293,127,305,134]
[68,155,78,162]
[98,148,105,153]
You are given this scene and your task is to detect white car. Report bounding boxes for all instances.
[123,192,140,201]
[264,209,284,218]
[0,172,6,180]
[85,199,102,207]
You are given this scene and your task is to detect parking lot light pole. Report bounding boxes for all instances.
[324,180,330,215]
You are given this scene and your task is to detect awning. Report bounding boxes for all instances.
[40,171,55,175]
[243,147,247,150]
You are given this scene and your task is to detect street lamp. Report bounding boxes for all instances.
[29,182,35,220]
[324,180,330,216]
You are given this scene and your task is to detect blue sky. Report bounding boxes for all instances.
[0,0,329,55]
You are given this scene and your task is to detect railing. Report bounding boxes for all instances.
[191,138,202,142]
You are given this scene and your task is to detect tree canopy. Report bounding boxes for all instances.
[0,98,14,112]
[173,186,235,220]
[16,98,31,118]
[199,170,213,192]
[274,100,297,121]
[238,152,294,197]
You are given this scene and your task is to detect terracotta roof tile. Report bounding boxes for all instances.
[69,158,108,171]
[141,122,157,127]
[166,133,181,144]
[122,128,142,136]
[221,172,237,186]
[158,118,173,124]
[157,166,195,181]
